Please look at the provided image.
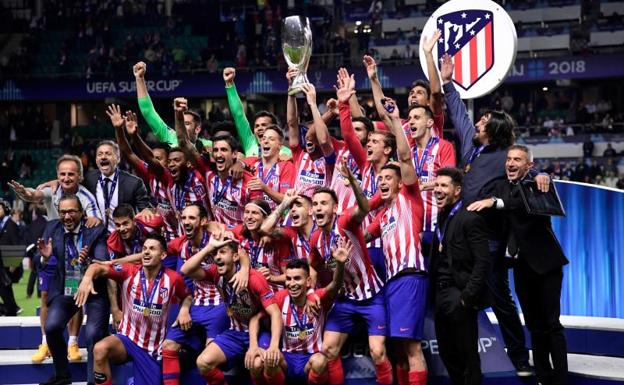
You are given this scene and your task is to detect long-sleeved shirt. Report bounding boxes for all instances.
[225,84,292,157]
[443,82,507,205]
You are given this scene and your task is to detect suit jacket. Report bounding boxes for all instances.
[0,216,22,245]
[84,169,151,212]
[493,176,569,275]
[430,208,494,310]
[38,219,108,303]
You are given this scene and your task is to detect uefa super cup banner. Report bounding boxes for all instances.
[419,0,518,99]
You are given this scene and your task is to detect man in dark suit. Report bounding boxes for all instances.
[84,140,151,232]
[430,168,494,385]
[468,145,569,385]
[0,199,22,316]
[36,194,110,385]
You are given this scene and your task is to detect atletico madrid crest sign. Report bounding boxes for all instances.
[420,0,517,99]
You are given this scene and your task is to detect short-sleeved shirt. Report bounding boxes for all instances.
[330,145,361,215]
[291,144,336,198]
[107,215,164,259]
[280,226,314,262]
[134,161,177,241]
[41,185,101,220]
[275,288,331,353]
[107,263,191,355]
[169,169,210,233]
[244,158,295,210]
[309,211,383,301]
[168,232,221,306]
[203,266,276,331]
[367,183,426,280]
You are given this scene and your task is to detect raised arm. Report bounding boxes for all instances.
[325,237,349,299]
[124,111,166,174]
[363,55,393,128]
[259,189,297,237]
[336,70,367,169]
[134,61,177,146]
[286,68,301,150]
[107,104,144,172]
[385,98,418,186]
[440,54,475,159]
[173,97,203,168]
[301,83,334,157]
[422,30,444,116]
[8,180,44,203]
[224,67,256,155]
[180,236,233,280]
[344,162,370,224]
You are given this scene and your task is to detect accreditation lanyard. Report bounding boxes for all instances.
[140,268,163,317]
[435,200,463,252]
[99,172,119,211]
[414,137,439,178]
[65,229,84,272]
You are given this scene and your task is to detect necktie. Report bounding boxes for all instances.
[103,178,111,209]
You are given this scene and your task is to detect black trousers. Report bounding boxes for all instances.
[435,285,481,385]
[514,259,568,385]
[486,264,529,366]
[45,294,109,381]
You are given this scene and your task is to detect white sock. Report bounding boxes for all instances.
[68,335,77,345]
[41,335,47,345]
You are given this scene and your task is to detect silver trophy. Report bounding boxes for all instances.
[282,15,313,96]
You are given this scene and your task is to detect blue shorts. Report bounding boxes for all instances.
[166,304,230,350]
[325,292,387,336]
[283,351,312,379]
[38,260,57,292]
[212,329,272,367]
[385,273,428,340]
[367,247,386,282]
[116,334,162,385]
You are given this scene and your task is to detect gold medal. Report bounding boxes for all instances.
[438,244,443,253]
[464,164,471,173]
[227,308,234,317]
[105,208,111,218]
[143,307,150,317]
[298,330,307,340]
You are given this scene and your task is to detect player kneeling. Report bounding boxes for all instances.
[74,234,193,385]
[254,237,351,385]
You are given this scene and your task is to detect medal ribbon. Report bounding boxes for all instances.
[435,200,463,247]
[414,137,439,178]
[65,229,84,271]
[258,161,277,185]
[140,267,163,314]
[213,175,232,205]
[187,230,209,260]
[465,145,486,172]
[297,223,316,254]
[99,172,119,211]
[174,172,195,211]
[290,300,308,333]
[322,220,338,263]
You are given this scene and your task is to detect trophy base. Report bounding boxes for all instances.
[288,86,305,96]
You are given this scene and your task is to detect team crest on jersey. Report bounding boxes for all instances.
[112,263,123,272]
[193,185,204,195]
[437,9,493,90]
[159,287,169,301]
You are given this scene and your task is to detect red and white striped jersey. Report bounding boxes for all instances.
[203,266,276,332]
[275,288,330,354]
[107,214,165,259]
[204,170,252,229]
[168,169,210,234]
[330,145,361,215]
[367,183,426,280]
[134,161,177,241]
[234,225,289,292]
[291,144,336,198]
[107,264,191,356]
[168,232,221,306]
[360,164,382,248]
[309,210,383,301]
[409,137,456,232]
[280,226,313,262]
[244,158,295,210]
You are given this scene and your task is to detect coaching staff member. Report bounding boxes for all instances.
[36,194,109,385]
[468,145,569,385]
[430,167,493,385]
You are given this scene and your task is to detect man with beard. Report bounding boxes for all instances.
[467,145,569,385]
[439,53,544,375]
[261,241,350,385]
[75,233,193,385]
[309,168,388,385]
[83,140,151,232]
[243,125,295,210]
[286,69,336,198]
[364,98,429,385]
[9,155,101,363]
[181,236,283,385]
[430,168,493,385]
[363,30,445,138]
[164,204,249,385]
[108,104,177,242]
[335,69,395,282]
[260,189,316,262]
[107,204,165,329]
[35,194,109,385]
[173,99,252,230]
[404,104,456,258]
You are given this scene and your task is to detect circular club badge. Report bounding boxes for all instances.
[419,0,517,99]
